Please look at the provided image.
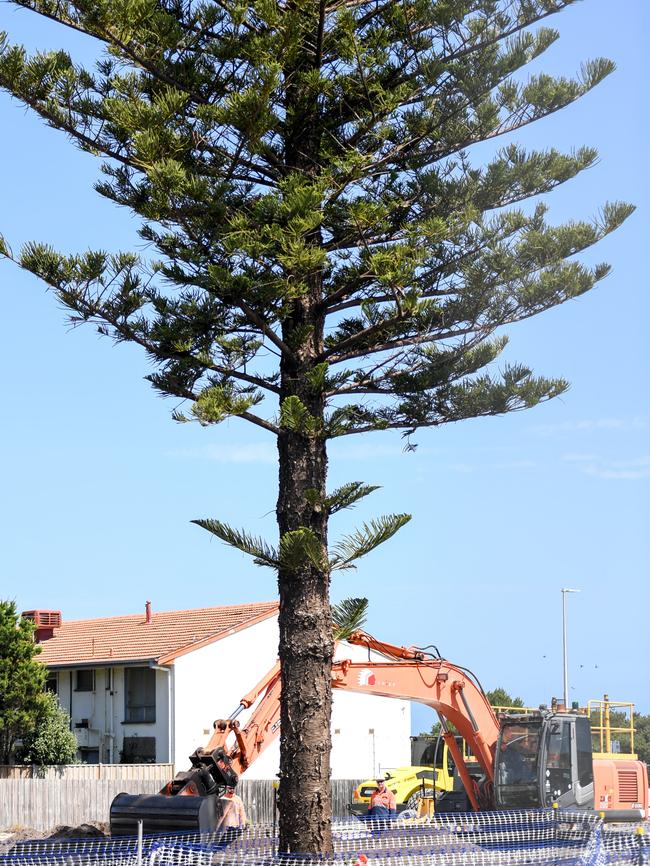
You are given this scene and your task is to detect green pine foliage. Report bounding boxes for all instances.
[331,597,368,640]
[0,0,631,441]
[0,601,48,764]
[16,691,79,767]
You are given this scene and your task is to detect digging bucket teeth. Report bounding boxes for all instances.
[110,792,221,836]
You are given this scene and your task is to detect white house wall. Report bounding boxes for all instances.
[330,688,410,779]
[172,621,410,780]
[330,641,411,779]
[48,618,411,776]
[53,665,171,764]
[172,615,280,770]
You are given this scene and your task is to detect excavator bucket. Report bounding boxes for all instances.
[110,792,222,836]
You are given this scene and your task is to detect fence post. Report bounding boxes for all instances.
[272,781,278,838]
[137,819,143,866]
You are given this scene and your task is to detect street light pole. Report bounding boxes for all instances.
[562,588,580,707]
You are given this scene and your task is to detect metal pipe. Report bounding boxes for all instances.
[561,588,580,707]
[229,703,247,721]
[137,820,143,866]
[147,662,173,764]
[458,685,479,732]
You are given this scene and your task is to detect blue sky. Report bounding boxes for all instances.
[0,1,648,735]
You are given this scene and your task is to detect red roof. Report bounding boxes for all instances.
[35,602,278,667]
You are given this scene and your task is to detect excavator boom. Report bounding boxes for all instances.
[110,630,648,834]
[331,657,498,805]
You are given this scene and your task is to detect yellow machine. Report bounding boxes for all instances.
[350,736,474,815]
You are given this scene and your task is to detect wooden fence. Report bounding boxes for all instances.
[0,764,174,781]
[0,772,361,831]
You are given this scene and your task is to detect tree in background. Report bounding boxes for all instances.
[425,686,525,736]
[15,691,78,767]
[634,715,650,765]
[0,0,631,852]
[0,601,47,764]
[486,687,525,709]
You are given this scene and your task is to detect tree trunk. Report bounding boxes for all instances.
[276,281,331,854]
[277,0,330,851]
[276,421,332,853]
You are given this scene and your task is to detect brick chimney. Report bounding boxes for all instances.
[22,610,62,642]
[145,600,152,624]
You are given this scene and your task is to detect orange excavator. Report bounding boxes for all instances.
[110,631,648,834]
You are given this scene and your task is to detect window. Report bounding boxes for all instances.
[79,747,99,764]
[499,724,540,785]
[121,736,156,764]
[45,672,58,695]
[75,669,95,691]
[124,667,156,723]
[576,717,594,787]
[546,721,572,770]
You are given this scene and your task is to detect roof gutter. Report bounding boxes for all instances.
[46,658,159,670]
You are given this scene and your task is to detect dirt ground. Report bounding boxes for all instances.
[0,822,109,854]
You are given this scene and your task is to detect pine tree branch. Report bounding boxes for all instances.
[11,1,212,107]
[6,87,133,168]
[324,323,485,366]
[331,597,368,640]
[158,379,280,433]
[326,335,488,397]
[2,244,283,399]
[323,28,584,203]
[239,411,280,435]
[239,301,293,359]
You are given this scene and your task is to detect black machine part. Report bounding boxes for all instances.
[109,746,239,836]
[189,747,239,789]
[110,792,222,836]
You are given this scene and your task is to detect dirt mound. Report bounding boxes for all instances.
[0,822,109,854]
[48,823,109,839]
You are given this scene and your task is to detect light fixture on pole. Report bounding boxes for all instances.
[561,588,580,708]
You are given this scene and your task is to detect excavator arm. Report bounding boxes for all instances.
[111,632,500,834]
[110,629,648,835]
[332,631,500,810]
[200,661,282,775]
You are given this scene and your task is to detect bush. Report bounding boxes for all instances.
[16,692,78,766]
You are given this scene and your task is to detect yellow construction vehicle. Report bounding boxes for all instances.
[349,735,476,815]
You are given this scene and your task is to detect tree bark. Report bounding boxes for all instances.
[276,271,331,854]
[276,420,332,853]
[276,0,331,851]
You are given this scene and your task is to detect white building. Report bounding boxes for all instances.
[24,603,410,778]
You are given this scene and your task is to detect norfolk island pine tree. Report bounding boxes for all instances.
[0,0,633,852]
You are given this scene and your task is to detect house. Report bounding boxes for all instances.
[23,603,410,778]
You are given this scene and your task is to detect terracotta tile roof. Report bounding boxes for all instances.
[35,602,278,667]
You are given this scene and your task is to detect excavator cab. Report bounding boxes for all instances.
[495,712,594,811]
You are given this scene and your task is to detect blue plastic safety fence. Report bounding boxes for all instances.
[1,811,647,866]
